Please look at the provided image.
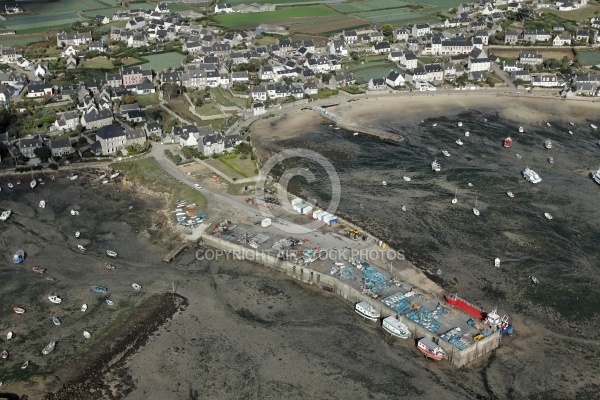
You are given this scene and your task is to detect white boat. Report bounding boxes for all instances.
[400,205,407,212]
[382,316,410,339]
[456,139,463,146]
[99,174,106,180]
[110,172,120,179]
[77,244,86,252]
[353,132,359,136]
[457,122,463,127]
[83,331,91,339]
[432,123,437,127]
[42,341,56,355]
[355,301,380,321]
[0,210,11,221]
[68,173,78,181]
[382,181,387,186]
[546,122,551,127]
[102,180,109,184]
[591,124,597,129]
[548,157,554,164]
[30,179,37,189]
[515,153,522,159]
[569,122,575,126]
[467,182,473,187]
[21,360,29,369]
[8,182,13,188]
[523,167,542,184]
[473,197,480,216]
[464,131,470,137]
[544,213,553,220]
[70,210,79,216]
[107,250,117,257]
[39,200,45,208]
[48,295,62,304]
[507,191,514,198]
[442,150,450,157]
[403,176,411,182]
[132,283,142,290]
[431,160,441,172]
[75,231,80,238]
[451,188,458,204]
[6,332,12,340]
[81,304,88,312]
[544,140,552,149]
[569,131,573,135]
[592,167,600,185]
[52,316,61,326]
[494,258,501,268]
[106,299,115,306]
[530,275,540,284]
[518,126,524,133]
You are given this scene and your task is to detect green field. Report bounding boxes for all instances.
[142,52,186,72]
[84,6,123,17]
[357,9,425,23]
[0,35,45,46]
[214,5,338,28]
[332,0,410,13]
[577,51,600,66]
[346,60,401,84]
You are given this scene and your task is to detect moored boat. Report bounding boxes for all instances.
[132,283,142,290]
[457,122,463,127]
[1,350,8,359]
[42,341,56,355]
[0,210,11,221]
[83,331,91,339]
[6,332,12,340]
[70,210,79,216]
[503,136,512,148]
[591,167,600,185]
[416,338,445,361]
[400,205,407,212]
[403,176,411,182]
[355,301,380,321]
[518,126,524,133]
[75,231,80,238]
[544,139,552,149]
[382,181,387,186]
[105,263,116,270]
[39,200,45,208]
[473,196,480,216]
[30,179,36,189]
[544,213,553,220]
[548,157,554,164]
[456,139,463,146]
[591,124,597,129]
[90,285,107,293]
[81,304,88,312]
[21,360,29,369]
[523,167,542,184]
[106,299,115,306]
[32,266,46,274]
[445,293,485,319]
[52,316,61,326]
[13,306,26,314]
[442,150,450,157]
[530,275,540,284]
[48,295,62,304]
[507,191,514,198]
[494,258,501,267]
[382,316,410,339]
[465,131,470,137]
[106,250,117,257]
[431,160,441,172]
[77,244,86,252]
[13,249,24,263]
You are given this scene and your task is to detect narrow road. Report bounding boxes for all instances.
[491,63,516,90]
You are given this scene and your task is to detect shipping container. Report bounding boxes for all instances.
[328,218,338,227]
[312,209,323,219]
[319,212,332,222]
[291,198,302,206]
[293,203,305,213]
[302,205,313,215]
[261,218,272,228]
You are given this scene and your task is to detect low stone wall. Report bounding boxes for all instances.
[200,233,499,367]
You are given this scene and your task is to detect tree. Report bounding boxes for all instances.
[0,108,17,132]
[382,24,393,38]
[34,146,53,162]
[122,95,137,104]
[162,82,180,99]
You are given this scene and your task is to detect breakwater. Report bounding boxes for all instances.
[200,233,499,368]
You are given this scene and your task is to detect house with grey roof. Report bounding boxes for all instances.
[96,124,126,155]
[19,137,43,158]
[53,111,79,131]
[49,138,74,157]
[81,109,113,129]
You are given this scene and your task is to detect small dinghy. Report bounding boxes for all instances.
[403,176,411,182]
[458,122,463,127]
[353,132,359,136]
[105,299,115,306]
[21,360,29,370]
[75,231,80,238]
[90,285,107,293]
[464,131,470,137]
[494,258,501,268]
[48,295,62,304]
[400,205,407,212]
[8,182,13,188]
[52,316,61,326]
[1,350,8,359]
[7,332,13,340]
[507,191,514,198]
[568,131,573,135]
[132,283,142,290]
[544,213,553,220]
[106,250,117,257]
[456,139,463,146]
[81,304,88,312]
[42,341,56,355]
[591,124,597,129]
[530,275,540,284]
[77,244,86,252]
[442,150,450,157]
[105,263,116,270]
[32,266,46,274]
[83,331,91,339]
[432,123,437,127]
[13,306,25,314]
[39,200,46,208]
[382,181,387,186]
[548,157,554,164]
[70,210,79,216]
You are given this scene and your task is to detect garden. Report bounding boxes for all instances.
[141,52,186,72]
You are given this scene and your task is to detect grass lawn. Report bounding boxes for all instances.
[82,56,140,69]
[205,158,246,180]
[217,88,251,108]
[225,154,257,177]
[196,102,223,116]
[212,88,237,107]
[111,157,208,212]
[545,4,600,22]
[214,5,338,29]
[165,98,203,125]
[135,93,160,107]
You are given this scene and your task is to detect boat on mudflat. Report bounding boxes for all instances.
[591,167,600,185]
[48,295,62,304]
[52,316,61,326]
[544,139,552,149]
[0,210,11,221]
[32,266,46,274]
[431,160,441,172]
[81,304,88,312]
[132,283,142,290]
[416,338,445,361]
[507,191,514,198]
[13,306,26,314]
[355,301,380,321]
[90,285,107,293]
[382,316,410,339]
[1,350,8,359]
[42,341,56,355]
[13,249,24,264]
[445,293,485,319]
[105,263,116,270]
[503,136,512,148]
[105,299,115,305]
[106,250,117,257]
[83,331,91,339]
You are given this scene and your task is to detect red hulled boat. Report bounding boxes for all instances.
[417,338,445,361]
[445,293,486,320]
[503,136,513,148]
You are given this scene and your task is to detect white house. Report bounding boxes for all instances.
[252,102,266,116]
[215,3,233,13]
[385,70,405,87]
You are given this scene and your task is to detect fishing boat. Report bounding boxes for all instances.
[105,263,116,270]
[431,160,441,172]
[400,205,407,212]
[355,301,380,321]
[445,293,486,319]
[548,157,554,164]
[21,360,29,369]
[13,306,26,314]
[507,191,514,198]
[456,139,463,146]
[503,136,512,148]
[83,331,91,339]
[52,316,61,326]
[403,176,411,182]
[81,304,88,312]
[48,295,62,304]
[464,131,470,137]
[70,210,79,216]
[1,350,8,359]
[77,245,86,252]
[494,258,501,268]
[484,309,514,339]
[90,286,107,293]
[592,167,600,185]
[518,126,524,133]
[0,210,11,221]
[32,266,46,274]
[105,299,115,306]
[106,250,117,257]
[523,167,542,184]
[591,124,597,129]
[416,338,445,361]
[39,200,45,208]
[451,188,458,204]
[42,341,56,355]
[544,140,552,149]
[530,275,540,284]
[6,332,12,340]
[457,122,463,127]
[13,250,24,264]
[473,197,480,216]
[382,316,410,339]
[442,150,450,157]
[544,213,553,220]
[132,283,142,290]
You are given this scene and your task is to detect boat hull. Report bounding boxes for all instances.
[382,317,410,339]
[445,294,485,320]
[417,346,445,361]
